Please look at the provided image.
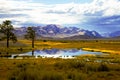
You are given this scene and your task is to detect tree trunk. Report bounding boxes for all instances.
[7,38,9,48]
[32,38,34,48]
[7,32,9,48]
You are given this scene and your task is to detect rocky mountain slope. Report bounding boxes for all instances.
[14,24,102,39]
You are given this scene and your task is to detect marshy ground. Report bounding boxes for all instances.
[0,39,120,80]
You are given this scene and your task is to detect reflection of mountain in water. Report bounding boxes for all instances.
[35,49,60,55]
[35,49,79,55]
[43,49,60,54]
[67,49,79,53]
[14,48,103,59]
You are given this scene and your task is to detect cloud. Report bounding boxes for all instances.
[0,0,120,30]
[85,15,120,25]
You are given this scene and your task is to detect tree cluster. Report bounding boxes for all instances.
[0,20,35,48]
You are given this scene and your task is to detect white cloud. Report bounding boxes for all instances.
[0,0,120,27]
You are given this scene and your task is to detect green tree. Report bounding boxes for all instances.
[0,20,17,48]
[25,27,35,48]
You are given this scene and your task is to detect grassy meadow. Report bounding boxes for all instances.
[0,39,120,54]
[0,55,120,80]
[0,39,120,80]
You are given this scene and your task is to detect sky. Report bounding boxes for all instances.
[0,0,120,34]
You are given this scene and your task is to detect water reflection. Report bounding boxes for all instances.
[11,48,103,59]
[32,50,34,56]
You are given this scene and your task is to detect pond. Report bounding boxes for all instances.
[11,48,103,59]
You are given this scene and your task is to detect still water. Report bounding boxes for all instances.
[12,48,103,59]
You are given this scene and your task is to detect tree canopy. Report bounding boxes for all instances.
[0,20,17,48]
[25,27,35,48]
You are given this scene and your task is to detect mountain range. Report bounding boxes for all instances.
[14,24,102,39]
[13,24,120,39]
[102,31,120,38]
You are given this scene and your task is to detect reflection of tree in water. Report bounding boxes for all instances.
[32,50,34,56]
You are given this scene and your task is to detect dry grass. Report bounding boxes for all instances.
[0,39,120,54]
[0,56,120,80]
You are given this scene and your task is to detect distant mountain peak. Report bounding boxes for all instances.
[102,31,120,38]
[109,31,120,37]
[14,24,102,39]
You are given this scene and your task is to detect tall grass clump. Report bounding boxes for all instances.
[84,63,99,72]
[98,63,109,71]
[68,60,86,70]
[67,71,87,80]
[8,70,65,80]
[41,71,64,80]
[8,68,39,80]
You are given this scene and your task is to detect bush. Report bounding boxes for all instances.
[84,63,98,72]
[98,63,109,71]
[67,71,87,80]
[41,72,64,80]
[69,60,86,69]
[43,40,47,42]
[54,62,65,69]
[8,66,65,80]
[16,71,39,80]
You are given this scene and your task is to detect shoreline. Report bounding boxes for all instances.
[82,48,120,54]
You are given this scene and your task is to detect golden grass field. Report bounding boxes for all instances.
[21,39,120,50]
[17,40,120,54]
[0,39,120,55]
[0,39,120,80]
[0,55,120,80]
